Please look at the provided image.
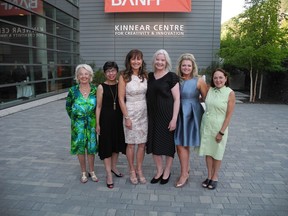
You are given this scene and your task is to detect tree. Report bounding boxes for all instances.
[219,0,288,102]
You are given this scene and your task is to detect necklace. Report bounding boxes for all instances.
[108,84,117,110]
[80,85,90,97]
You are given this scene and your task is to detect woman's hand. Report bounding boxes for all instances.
[215,133,222,143]
[96,125,100,135]
[125,118,132,130]
[168,119,177,131]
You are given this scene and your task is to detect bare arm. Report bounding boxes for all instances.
[197,77,208,101]
[216,90,236,143]
[168,82,180,131]
[96,84,103,135]
[118,75,132,130]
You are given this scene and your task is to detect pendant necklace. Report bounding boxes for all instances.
[80,85,90,97]
[108,84,117,110]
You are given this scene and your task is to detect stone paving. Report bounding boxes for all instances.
[0,99,287,216]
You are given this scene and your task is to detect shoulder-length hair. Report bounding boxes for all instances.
[121,49,148,82]
[152,49,172,72]
[210,68,230,87]
[176,53,198,80]
[74,64,94,84]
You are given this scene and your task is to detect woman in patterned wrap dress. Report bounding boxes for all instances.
[66,64,98,184]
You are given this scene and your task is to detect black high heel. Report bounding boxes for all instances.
[160,173,171,185]
[150,173,163,184]
[111,170,123,178]
[107,182,114,189]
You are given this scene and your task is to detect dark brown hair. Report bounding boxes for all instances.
[210,68,230,87]
[121,49,148,82]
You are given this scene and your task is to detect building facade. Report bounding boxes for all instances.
[79,0,222,71]
[0,0,221,109]
[0,0,79,109]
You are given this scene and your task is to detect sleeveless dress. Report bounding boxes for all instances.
[174,78,204,147]
[66,84,97,155]
[124,75,148,144]
[98,83,126,160]
[198,86,233,160]
[146,72,179,157]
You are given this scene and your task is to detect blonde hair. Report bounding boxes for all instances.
[74,64,94,84]
[176,53,198,79]
[152,49,172,72]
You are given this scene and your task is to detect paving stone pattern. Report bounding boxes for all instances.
[0,100,287,216]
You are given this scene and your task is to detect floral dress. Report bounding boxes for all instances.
[66,84,97,155]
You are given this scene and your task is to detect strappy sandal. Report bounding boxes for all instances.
[106,175,114,189]
[202,178,211,188]
[129,171,138,185]
[208,180,218,190]
[80,172,88,183]
[137,170,147,184]
[111,170,123,178]
[88,171,99,182]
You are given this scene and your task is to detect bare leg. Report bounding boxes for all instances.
[136,143,146,183]
[111,153,120,173]
[87,154,98,182]
[78,154,88,183]
[211,159,222,181]
[126,144,135,172]
[163,156,173,179]
[152,154,163,178]
[136,143,145,172]
[77,154,86,172]
[205,156,213,179]
[126,144,137,184]
[176,146,189,184]
[87,154,95,172]
[104,157,112,176]
[103,157,113,184]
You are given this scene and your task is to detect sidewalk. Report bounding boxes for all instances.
[0,99,287,216]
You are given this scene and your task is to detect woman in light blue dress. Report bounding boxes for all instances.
[174,54,207,188]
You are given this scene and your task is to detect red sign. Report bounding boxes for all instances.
[0,0,43,16]
[105,0,191,13]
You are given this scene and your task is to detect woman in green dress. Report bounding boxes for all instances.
[66,64,98,183]
[198,68,235,190]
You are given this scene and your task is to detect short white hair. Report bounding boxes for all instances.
[74,64,94,84]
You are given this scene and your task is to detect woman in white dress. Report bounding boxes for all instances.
[118,49,148,185]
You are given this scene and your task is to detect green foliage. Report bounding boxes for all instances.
[219,0,288,102]
[92,69,106,86]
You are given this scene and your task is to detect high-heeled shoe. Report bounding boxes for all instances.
[129,171,138,185]
[160,173,171,185]
[88,171,99,182]
[150,173,163,184]
[80,172,88,183]
[111,170,123,178]
[136,170,146,184]
[106,176,114,189]
[175,176,189,188]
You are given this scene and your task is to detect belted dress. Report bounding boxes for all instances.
[66,84,97,155]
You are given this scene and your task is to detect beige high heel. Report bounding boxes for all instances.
[88,171,99,182]
[175,176,189,188]
[137,170,147,184]
[80,172,88,183]
[129,171,138,185]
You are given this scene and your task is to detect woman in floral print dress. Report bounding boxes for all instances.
[66,64,98,183]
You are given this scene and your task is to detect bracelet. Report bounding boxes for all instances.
[124,116,130,119]
[219,131,224,136]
